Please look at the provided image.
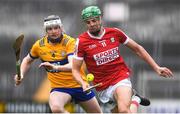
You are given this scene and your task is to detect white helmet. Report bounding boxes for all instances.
[44,15,63,28]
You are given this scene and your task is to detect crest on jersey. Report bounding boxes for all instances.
[52,53,55,58]
[110,37,115,42]
[50,50,56,58]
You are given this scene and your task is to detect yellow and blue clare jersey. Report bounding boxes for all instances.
[29,34,87,88]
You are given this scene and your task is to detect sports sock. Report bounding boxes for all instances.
[131,95,141,107]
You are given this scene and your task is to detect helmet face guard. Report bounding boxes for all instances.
[81,6,101,21]
[44,15,62,28]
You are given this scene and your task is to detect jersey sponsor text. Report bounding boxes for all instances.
[93,47,119,65]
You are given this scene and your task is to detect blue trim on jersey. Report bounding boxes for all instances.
[67,53,74,57]
[49,59,68,65]
[41,58,68,65]
[50,87,95,102]
[29,53,38,59]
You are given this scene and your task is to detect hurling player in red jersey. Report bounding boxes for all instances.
[72,6,173,113]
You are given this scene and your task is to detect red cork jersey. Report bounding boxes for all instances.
[74,27,131,91]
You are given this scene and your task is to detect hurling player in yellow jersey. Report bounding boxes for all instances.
[14,15,102,113]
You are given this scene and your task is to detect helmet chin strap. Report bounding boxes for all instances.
[48,34,63,43]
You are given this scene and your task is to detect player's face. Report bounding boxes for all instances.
[46,25,62,39]
[84,17,102,35]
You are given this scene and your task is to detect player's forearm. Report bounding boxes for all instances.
[135,45,160,72]
[20,56,33,78]
[55,55,73,71]
[72,69,85,86]
[72,58,85,86]
[55,63,72,72]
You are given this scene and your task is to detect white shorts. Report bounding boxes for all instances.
[97,78,132,104]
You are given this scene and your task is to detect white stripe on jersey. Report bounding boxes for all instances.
[73,38,84,60]
[123,37,129,45]
[114,27,130,45]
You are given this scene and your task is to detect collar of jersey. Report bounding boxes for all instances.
[87,28,105,39]
[47,34,63,44]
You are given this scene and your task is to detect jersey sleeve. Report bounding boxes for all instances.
[73,38,84,60]
[29,41,39,59]
[114,28,129,45]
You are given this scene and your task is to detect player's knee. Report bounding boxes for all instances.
[50,104,65,113]
[118,107,129,113]
[118,103,130,113]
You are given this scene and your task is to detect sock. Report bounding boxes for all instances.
[131,95,141,107]
[132,95,141,104]
[131,101,139,107]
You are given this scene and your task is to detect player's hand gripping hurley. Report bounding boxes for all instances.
[13,34,24,85]
[84,83,102,92]
[84,73,102,92]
